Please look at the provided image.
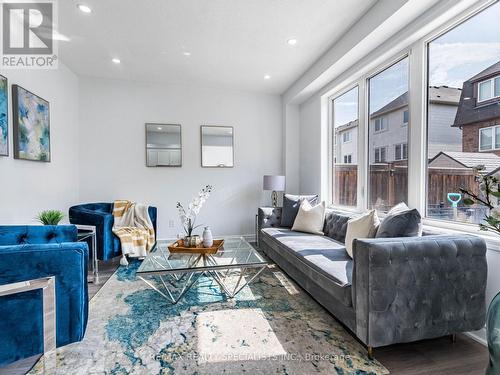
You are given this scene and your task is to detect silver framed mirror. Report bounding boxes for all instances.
[200,125,234,168]
[146,123,182,167]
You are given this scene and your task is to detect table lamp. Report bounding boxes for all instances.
[263,175,286,207]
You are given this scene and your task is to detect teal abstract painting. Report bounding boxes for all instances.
[0,75,7,156]
[13,85,50,162]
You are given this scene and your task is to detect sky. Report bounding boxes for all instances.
[429,1,500,87]
[333,2,500,127]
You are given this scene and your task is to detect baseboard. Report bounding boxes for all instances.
[465,327,487,346]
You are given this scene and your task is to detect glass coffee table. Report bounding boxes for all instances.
[137,237,268,304]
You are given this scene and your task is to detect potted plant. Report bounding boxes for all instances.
[176,185,213,247]
[460,166,499,375]
[36,210,65,225]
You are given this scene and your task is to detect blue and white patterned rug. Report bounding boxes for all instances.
[30,260,388,374]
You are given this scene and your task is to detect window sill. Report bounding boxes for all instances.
[422,218,500,252]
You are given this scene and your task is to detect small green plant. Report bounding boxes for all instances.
[36,210,65,225]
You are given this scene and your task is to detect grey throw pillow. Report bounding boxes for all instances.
[281,194,319,227]
[375,203,421,238]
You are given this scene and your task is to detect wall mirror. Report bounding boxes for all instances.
[201,125,234,167]
[146,123,182,167]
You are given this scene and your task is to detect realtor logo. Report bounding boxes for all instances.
[1,0,58,69]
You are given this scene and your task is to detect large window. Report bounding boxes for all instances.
[368,57,409,212]
[332,86,358,208]
[427,1,500,224]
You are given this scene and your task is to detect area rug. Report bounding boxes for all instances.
[30,261,389,375]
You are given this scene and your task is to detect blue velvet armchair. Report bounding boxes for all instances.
[68,203,157,261]
[0,225,88,366]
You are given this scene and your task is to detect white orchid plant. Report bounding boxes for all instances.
[176,185,213,237]
[460,166,500,235]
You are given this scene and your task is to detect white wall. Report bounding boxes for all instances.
[299,96,322,196]
[78,77,282,238]
[0,63,80,224]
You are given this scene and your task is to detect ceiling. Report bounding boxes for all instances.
[57,0,377,94]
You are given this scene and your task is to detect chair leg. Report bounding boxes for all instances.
[451,333,456,343]
[367,346,374,359]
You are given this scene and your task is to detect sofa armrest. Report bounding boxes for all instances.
[353,234,487,347]
[0,242,88,363]
[257,207,282,247]
[257,207,282,229]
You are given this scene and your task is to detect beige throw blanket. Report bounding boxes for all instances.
[112,200,155,265]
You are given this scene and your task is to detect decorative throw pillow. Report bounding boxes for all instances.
[375,202,421,238]
[291,200,326,235]
[344,210,379,258]
[281,194,319,227]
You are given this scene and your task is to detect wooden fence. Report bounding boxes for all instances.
[333,163,478,209]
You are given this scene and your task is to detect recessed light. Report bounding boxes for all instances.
[77,4,92,13]
[157,127,162,130]
[112,58,121,64]
[264,74,271,80]
[183,51,191,56]
[287,38,297,46]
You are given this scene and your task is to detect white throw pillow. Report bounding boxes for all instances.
[291,200,326,235]
[345,210,379,258]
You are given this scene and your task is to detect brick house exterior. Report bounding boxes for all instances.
[462,119,500,156]
[453,61,500,156]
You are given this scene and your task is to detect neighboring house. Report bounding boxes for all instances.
[334,119,358,164]
[334,86,461,164]
[428,151,500,175]
[453,61,500,156]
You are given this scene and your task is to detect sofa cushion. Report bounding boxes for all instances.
[291,200,326,235]
[281,194,319,227]
[376,203,421,238]
[261,227,353,307]
[323,211,350,243]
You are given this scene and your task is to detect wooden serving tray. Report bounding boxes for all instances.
[168,239,225,254]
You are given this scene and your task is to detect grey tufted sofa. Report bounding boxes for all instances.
[257,207,487,356]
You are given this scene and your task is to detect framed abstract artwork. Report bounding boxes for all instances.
[0,75,7,156]
[12,85,50,162]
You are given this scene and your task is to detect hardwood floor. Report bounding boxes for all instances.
[375,334,488,374]
[0,256,489,375]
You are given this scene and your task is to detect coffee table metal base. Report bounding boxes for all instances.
[138,265,267,304]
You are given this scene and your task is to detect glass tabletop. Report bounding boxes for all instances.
[137,236,267,275]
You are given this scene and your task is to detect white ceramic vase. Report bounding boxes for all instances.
[203,226,213,247]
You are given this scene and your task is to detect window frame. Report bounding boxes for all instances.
[423,0,500,231]
[479,125,500,151]
[394,142,408,160]
[342,130,352,143]
[367,54,410,213]
[329,84,361,210]
[374,117,388,133]
[374,146,388,163]
[323,0,500,243]
[477,74,500,103]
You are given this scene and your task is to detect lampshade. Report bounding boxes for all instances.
[263,175,286,191]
